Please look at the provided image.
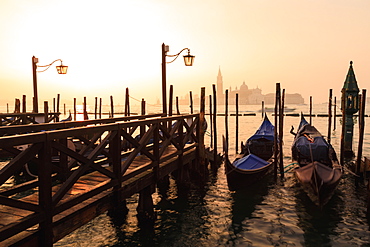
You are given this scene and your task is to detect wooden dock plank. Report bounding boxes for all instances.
[1,142,200,246]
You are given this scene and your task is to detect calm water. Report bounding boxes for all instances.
[4,104,370,246]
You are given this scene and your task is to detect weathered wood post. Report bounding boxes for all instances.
[73,98,77,121]
[109,123,128,216]
[14,98,20,113]
[110,95,114,118]
[99,98,102,119]
[334,96,337,131]
[63,103,66,115]
[176,96,180,115]
[56,94,60,122]
[137,184,155,223]
[198,87,207,177]
[22,95,26,113]
[235,93,239,154]
[225,89,229,153]
[125,87,130,116]
[341,61,360,157]
[309,96,312,124]
[38,133,53,246]
[209,95,213,148]
[356,89,366,175]
[53,98,56,113]
[274,83,280,180]
[94,97,98,119]
[44,101,49,123]
[279,89,285,178]
[189,91,193,114]
[327,89,332,144]
[262,100,264,118]
[83,97,88,120]
[169,85,173,117]
[212,84,217,163]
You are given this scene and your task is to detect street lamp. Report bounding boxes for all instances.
[32,56,68,113]
[161,43,195,115]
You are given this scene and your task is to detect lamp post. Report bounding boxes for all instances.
[32,56,68,113]
[161,43,195,115]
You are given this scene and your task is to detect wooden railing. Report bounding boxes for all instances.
[0,113,203,245]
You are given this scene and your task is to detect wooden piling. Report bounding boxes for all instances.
[199,87,206,176]
[73,98,77,121]
[56,94,60,121]
[63,103,66,115]
[235,93,239,154]
[125,87,130,116]
[14,98,20,113]
[84,97,88,120]
[6,103,9,113]
[279,88,285,178]
[274,83,280,180]
[176,96,180,115]
[327,89,332,144]
[99,98,102,119]
[356,89,366,175]
[212,84,217,163]
[53,98,56,113]
[94,97,98,119]
[141,98,146,115]
[137,185,155,222]
[44,101,49,123]
[262,100,264,118]
[22,95,26,113]
[334,96,337,130]
[309,96,312,124]
[209,95,213,148]
[169,85,173,117]
[190,91,193,114]
[110,95,114,118]
[225,89,229,154]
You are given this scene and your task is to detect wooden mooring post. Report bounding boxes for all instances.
[356,89,366,175]
[309,96,313,124]
[212,84,217,164]
[235,93,239,154]
[225,89,229,153]
[209,95,213,148]
[279,88,285,178]
[274,83,280,180]
[327,89,332,144]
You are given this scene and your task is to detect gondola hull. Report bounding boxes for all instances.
[294,161,342,206]
[225,154,273,191]
[224,115,275,191]
[292,115,342,207]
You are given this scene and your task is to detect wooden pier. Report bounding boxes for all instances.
[0,113,213,246]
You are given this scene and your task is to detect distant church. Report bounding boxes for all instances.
[216,68,304,105]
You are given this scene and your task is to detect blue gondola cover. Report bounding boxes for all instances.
[234,154,269,170]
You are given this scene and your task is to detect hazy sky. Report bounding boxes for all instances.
[0,0,369,107]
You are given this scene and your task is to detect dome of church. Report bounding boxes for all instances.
[240,81,248,91]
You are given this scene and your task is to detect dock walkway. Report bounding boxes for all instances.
[0,113,208,246]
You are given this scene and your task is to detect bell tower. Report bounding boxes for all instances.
[216,67,224,104]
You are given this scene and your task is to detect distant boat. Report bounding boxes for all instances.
[291,115,342,207]
[224,115,275,191]
[259,106,296,113]
[61,111,72,122]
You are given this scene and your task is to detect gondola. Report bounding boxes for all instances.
[291,115,342,207]
[224,114,275,191]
